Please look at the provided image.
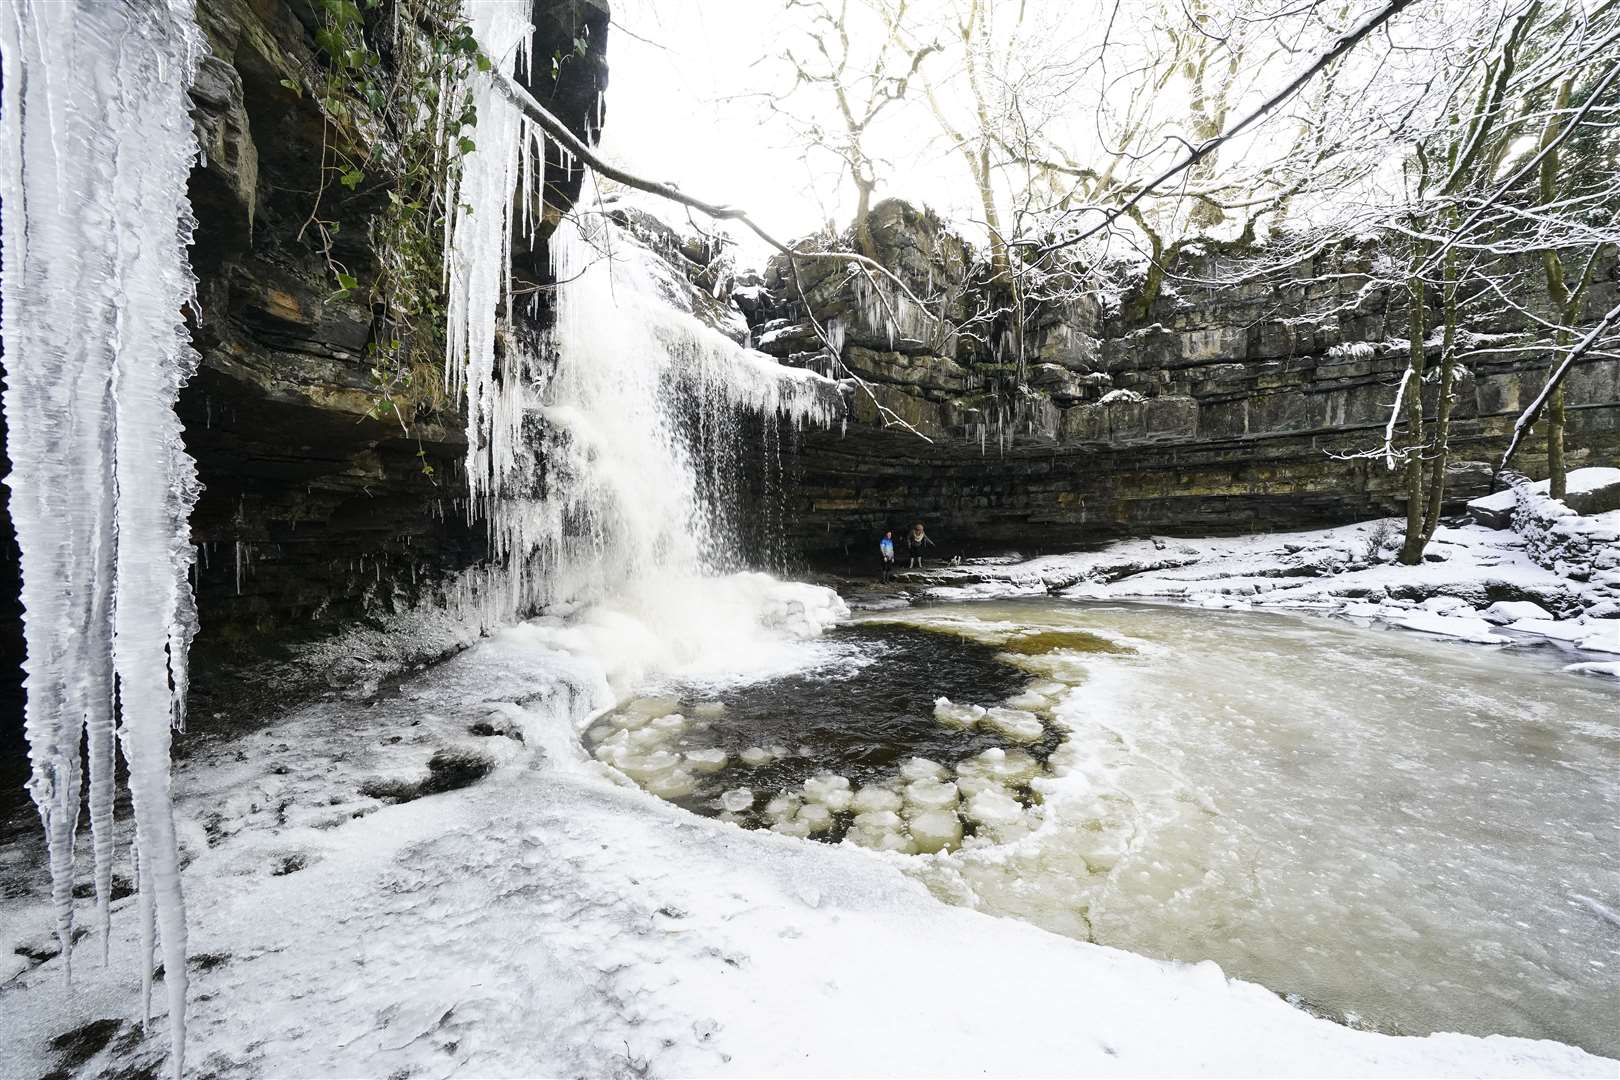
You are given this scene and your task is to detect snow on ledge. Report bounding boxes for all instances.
[923,513,1620,657]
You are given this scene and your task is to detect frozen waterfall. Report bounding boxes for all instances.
[0,0,205,1076]
[445,2,844,627]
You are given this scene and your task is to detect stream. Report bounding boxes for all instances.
[598,597,1620,1056]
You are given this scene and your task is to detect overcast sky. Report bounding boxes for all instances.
[594,0,974,264]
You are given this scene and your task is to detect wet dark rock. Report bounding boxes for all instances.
[14,925,92,964]
[360,746,497,804]
[190,951,232,972]
[422,747,498,794]
[468,714,524,742]
[71,874,135,901]
[47,1018,125,1072]
[270,853,308,876]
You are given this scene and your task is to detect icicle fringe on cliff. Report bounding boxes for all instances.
[0,1,206,1076]
[445,0,843,623]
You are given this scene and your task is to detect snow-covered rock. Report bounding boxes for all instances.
[1481,600,1554,624]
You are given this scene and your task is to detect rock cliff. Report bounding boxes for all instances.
[742,199,1619,562]
[0,0,611,751]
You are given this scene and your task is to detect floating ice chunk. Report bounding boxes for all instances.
[803,773,852,810]
[764,792,802,820]
[874,831,919,853]
[769,745,792,758]
[770,818,812,838]
[797,803,834,833]
[720,787,755,812]
[739,746,776,767]
[1419,595,1471,615]
[626,728,670,752]
[900,757,948,782]
[1027,680,1068,697]
[684,747,729,773]
[851,785,902,813]
[692,701,727,717]
[909,809,964,853]
[585,724,612,743]
[1003,690,1052,711]
[964,788,1025,828]
[982,706,1044,743]
[644,769,698,799]
[904,778,960,814]
[610,711,653,731]
[933,697,986,730]
[625,696,682,718]
[962,748,1040,784]
[954,773,1001,798]
[648,714,686,734]
[846,826,917,853]
[618,750,682,781]
[853,809,903,832]
[1043,743,1083,778]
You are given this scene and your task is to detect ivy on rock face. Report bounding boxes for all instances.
[283,0,491,433]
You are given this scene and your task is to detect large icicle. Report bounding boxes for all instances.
[444,0,538,504]
[0,0,204,1075]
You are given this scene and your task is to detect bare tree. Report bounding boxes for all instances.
[775,0,938,260]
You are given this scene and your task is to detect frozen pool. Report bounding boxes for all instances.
[596,598,1620,1055]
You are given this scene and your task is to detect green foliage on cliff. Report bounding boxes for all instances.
[283,0,489,431]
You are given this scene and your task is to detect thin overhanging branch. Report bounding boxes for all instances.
[489,71,937,442]
[490,71,935,315]
[1498,298,1620,475]
[1024,0,1419,260]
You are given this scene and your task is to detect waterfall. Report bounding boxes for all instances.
[445,2,845,642]
[0,0,204,1075]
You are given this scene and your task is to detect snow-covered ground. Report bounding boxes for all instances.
[922,485,1619,676]
[2,576,1615,1078]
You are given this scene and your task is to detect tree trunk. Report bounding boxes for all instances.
[1398,270,1428,565]
[1420,238,1458,542]
[1548,382,1566,499]
[853,178,877,261]
[1537,77,1574,501]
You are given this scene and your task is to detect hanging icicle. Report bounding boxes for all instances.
[1,1,204,1075]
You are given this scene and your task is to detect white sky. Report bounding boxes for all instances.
[597,0,977,264]
[586,0,1492,270]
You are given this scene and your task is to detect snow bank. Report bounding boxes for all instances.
[2,614,1611,1079]
[926,511,1620,658]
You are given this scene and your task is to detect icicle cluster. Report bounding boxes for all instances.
[443,0,540,504]
[1,0,204,1075]
[446,3,844,619]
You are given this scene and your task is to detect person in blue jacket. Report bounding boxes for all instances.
[879,531,895,580]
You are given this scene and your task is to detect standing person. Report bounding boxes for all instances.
[907,522,933,568]
[879,530,895,580]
